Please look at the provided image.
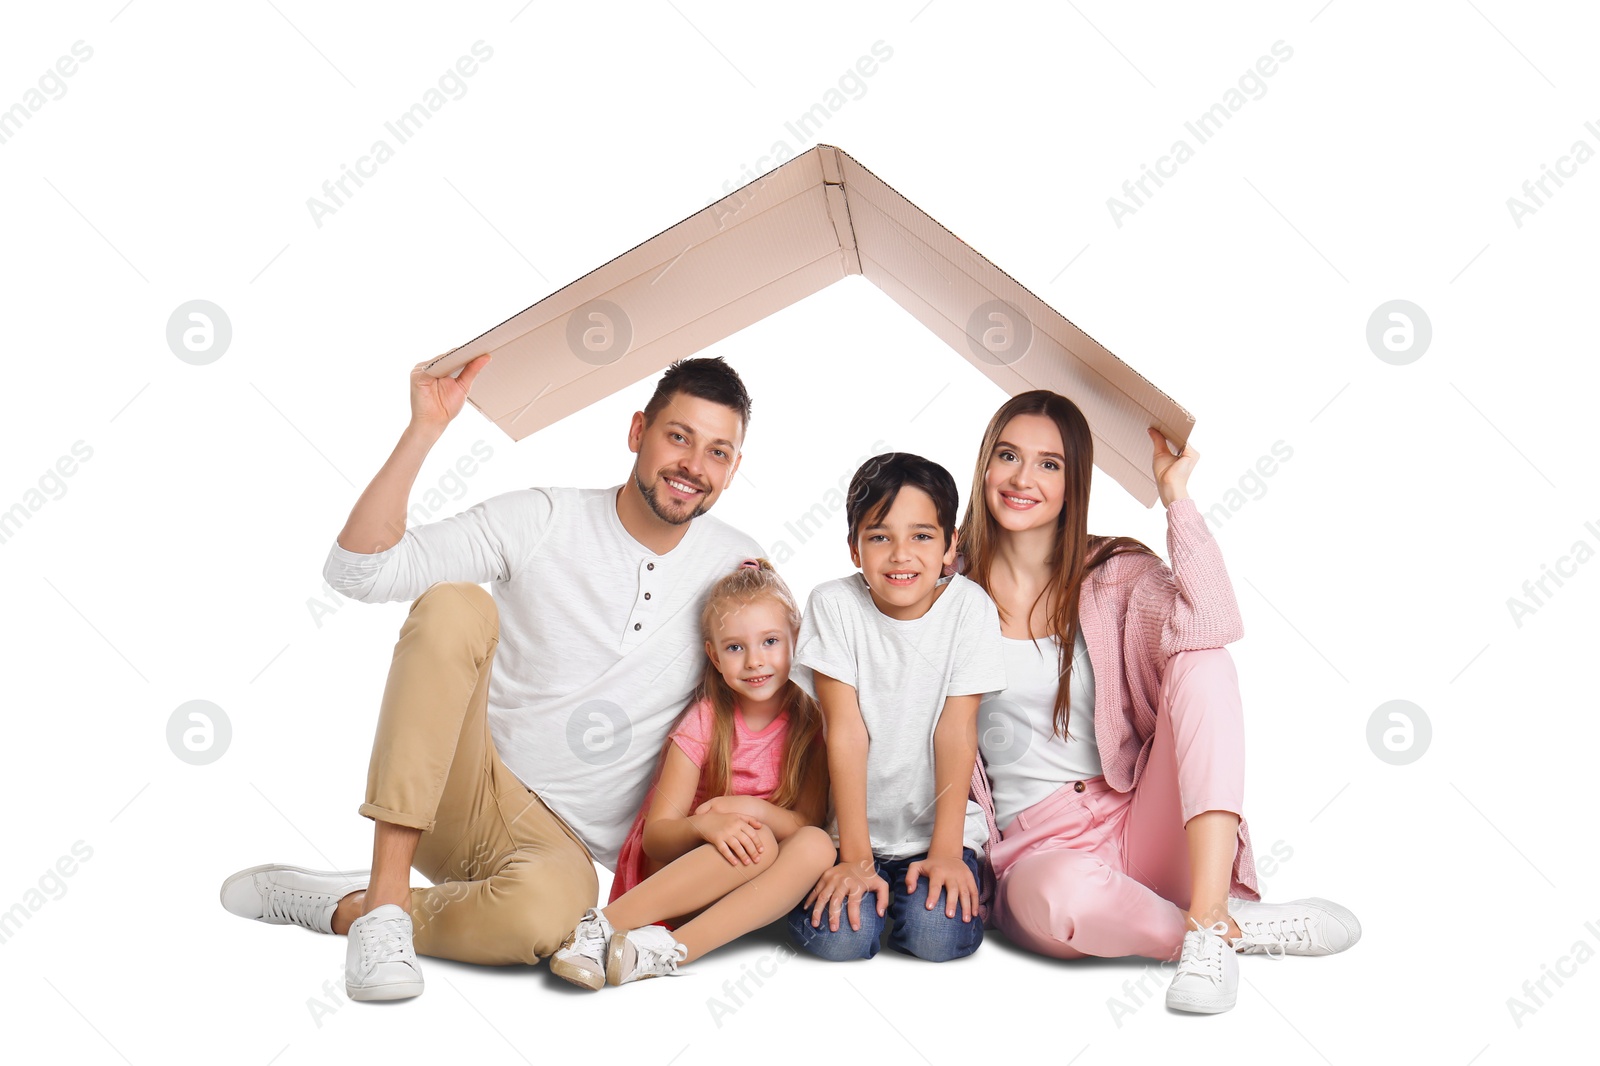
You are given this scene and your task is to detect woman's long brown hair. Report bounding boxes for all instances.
[955,390,1159,740]
[692,558,829,822]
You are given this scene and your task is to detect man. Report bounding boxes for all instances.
[220,353,764,1000]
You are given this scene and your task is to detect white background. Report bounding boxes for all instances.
[2,1,1596,1063]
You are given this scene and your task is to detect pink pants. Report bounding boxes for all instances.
[990,648,1246,962]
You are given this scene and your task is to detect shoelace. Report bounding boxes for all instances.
[561,910,611,960]
[1234,914,1316,959]
[1173,921,1230,984]
[631,938,688,980]
[261,883,334,930]
[354,913,416,976]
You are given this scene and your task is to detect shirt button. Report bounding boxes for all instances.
[1073,780,1086,793]
[633,622,642,631]
[647,562,655,570]
[644,592,651,600]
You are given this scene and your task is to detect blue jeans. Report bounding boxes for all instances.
[786,848,984,962]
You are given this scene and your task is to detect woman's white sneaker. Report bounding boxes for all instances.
[1228,896,1361,957]
[1166,920,1238,1014]
[219,863,368,934]
[605,925,688,987]
[550,907,614,991]
[345,904,425,1001]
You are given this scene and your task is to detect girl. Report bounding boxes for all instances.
[550,557,836,989]
[959,391,1360,1014]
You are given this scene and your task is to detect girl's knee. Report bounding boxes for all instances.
[785,826,836,869]
[745,823,781,867]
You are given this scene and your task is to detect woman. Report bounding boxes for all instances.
[954,390,1359,1014]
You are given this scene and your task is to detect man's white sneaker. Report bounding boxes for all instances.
[219,863,368,934]
[1166,920,1238,1014]
[345,904,424,1001]
[549,907,614,991]
[605,925,688,987]
[1228,896,1362,957]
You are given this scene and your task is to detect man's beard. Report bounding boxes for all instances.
[635,469,709,525]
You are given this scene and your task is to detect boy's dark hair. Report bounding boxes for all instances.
[642,356,752,439]
[845,452,959,550]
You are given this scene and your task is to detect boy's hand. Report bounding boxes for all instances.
[694,812,767,866]
[905,854,977,922]
[802,859,888,932]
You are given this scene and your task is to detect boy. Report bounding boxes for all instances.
[786,452,1005,961]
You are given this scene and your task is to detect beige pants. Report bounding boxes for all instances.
[358,581,598,965]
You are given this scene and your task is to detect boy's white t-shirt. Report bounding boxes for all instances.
[790,572,1006,860]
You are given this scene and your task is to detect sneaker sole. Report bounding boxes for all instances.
[346,978,424,1002]
[604,933,626,986]
[549,955,605,991]
[604,932,640,987]
[219,863,369,924]
[1166,989,1237,1014]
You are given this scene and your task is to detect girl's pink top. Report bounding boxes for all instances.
[963,497,1261,923]
[608,696,793,903]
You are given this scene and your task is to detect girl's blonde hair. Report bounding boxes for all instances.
[692,557,828,820]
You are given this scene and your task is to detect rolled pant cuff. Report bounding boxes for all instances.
[359,802,434,832]
[1179,796,1245,827]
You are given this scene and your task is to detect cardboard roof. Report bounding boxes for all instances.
[425,144,1192,506]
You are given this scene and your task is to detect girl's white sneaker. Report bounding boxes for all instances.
[1166,920,1238,1014]
[550,907,614,991]
[1228,896,1362,957]
[605,925,688,987]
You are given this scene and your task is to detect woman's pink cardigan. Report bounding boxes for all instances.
[964,497,1262,925]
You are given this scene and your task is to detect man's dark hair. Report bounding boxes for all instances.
[845,452,959,551]
[642,357,752,439]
